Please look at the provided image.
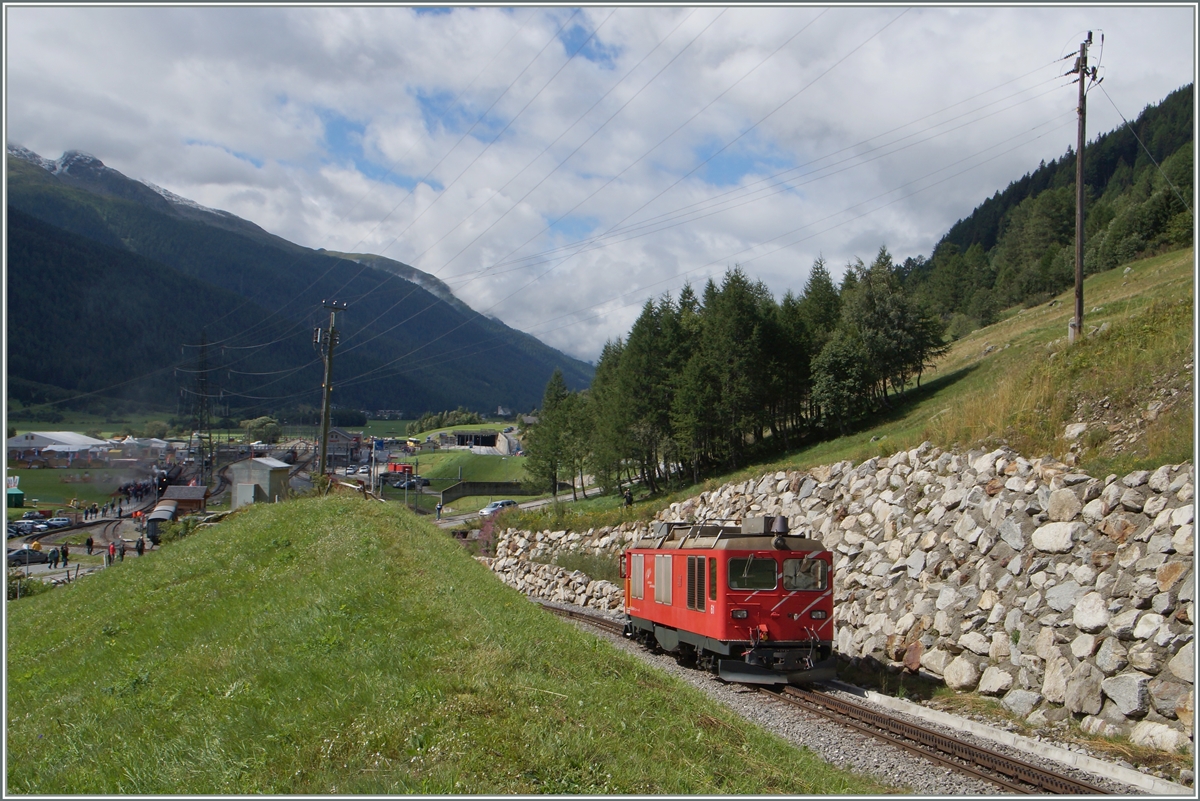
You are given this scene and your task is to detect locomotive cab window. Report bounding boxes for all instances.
[631,553,645,600]
[782,557,827,591]
[727,556,777,590]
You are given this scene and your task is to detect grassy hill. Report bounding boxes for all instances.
[5,495,884,794]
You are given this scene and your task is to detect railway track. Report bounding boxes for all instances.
[764,686,1111,795]
[538,600,1115,796]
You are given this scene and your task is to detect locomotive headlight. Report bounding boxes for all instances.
[730,609,748,619]
[810,610,827,619]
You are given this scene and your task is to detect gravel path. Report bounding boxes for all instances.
[542,600,1151,795]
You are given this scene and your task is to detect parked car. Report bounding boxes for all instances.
[480,499,518,517]
[391,478,421,490]
[8,526,24,540]
[412,476,430,487]
[345,466,358,475]
[21,511,45,520]
[45,517,72,529]
[7,548,49,566]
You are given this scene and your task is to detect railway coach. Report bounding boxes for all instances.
[622,515,836,685]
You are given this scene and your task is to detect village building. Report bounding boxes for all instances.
[228,457,291,509]
[6,431,111,467]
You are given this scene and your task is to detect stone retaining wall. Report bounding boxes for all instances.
[483,442,1194,753]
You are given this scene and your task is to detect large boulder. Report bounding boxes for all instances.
[1047,488,1082,522]
[1148,677,1190,721]
[1167,641,1194,683]
[1002,688,1043,717]
[1101,672,1152,718]
[1041,655,1072,704]
[1130,721,1192,752]
[978,666,1014,696]
[1065,662,1105,716]
[944,656,981,691]
[1031,522,1083,553]
[1073,593,1111,634]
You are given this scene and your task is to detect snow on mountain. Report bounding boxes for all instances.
[6,142,57,172]
[137,179,230,217]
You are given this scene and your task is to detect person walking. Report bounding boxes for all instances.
[61,543,70,567]
[108,540,116,563]
[118,540,126,562]
[48,548,59,569]
[624,488,633,508]
[436,502,443,521]
[135,537,145,557]
[85,535,94,555]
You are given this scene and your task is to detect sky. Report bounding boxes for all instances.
[4,3,1196,363]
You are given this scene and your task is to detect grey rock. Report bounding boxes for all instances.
[1070,633,1098,659]
[920,647,953,676]
[1064,661,1104,716]
[1002,688,1043,717]
[978,666,1014,696]
[1167,641,1193,683]
[1031,521,1083,553]
[1119,488,1146,513]
[1101,671,1153,717]
[1073,592,1111,633]
[1122,470,1151,488]
[998,516,1026,550]
[1108,607,1141,640]
[1044,580,1083,613]
[1127,641,1167,674]
[1041,654,1071,704]
[1047,488,1082,522]
[1148,676,1189,720]
[944,655,981,690]
[1095,637,1129,675]
[1130,720,1191,751]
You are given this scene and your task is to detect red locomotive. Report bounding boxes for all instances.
[622,515,836,684]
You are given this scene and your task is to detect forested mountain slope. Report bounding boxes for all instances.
[902,83,1193,335]
[6,148,593,417]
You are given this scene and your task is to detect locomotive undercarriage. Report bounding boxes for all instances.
[623,616,835,685]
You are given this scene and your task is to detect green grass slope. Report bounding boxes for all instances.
[6,496,885,794]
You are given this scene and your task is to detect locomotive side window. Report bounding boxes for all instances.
[727,556,777,590]
[782,557,827,591]
[708,557,717,601]
[654,554,673,604]
[686,556,706,610]
[631,553,645,599]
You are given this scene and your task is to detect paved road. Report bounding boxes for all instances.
[435,496,558,528]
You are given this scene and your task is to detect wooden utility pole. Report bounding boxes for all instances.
[1069,32,1095,346]
[315,300,347,477]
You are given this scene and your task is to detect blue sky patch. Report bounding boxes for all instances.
[318,108,424,190]
[559,22,619,68]
[547,213,598,241]
[693,135,796,188]
[184,138,264,169]
[414,7,452,16]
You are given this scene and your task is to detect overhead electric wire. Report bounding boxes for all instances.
[334,7,723,348]
[328,105,1076,394]
[458,60,1068,277]
[1098,83,1193,213]
[332,6,822,357]
[169,7,547,350]
[449,77,1071,288]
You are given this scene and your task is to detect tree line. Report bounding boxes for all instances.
[524,249,947,498]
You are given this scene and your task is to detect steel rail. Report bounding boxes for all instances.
[536,601,1112,795]
[775,686,1112,795]
[536,600,626,635]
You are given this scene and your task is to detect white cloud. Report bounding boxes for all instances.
[5,4,1194,361]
